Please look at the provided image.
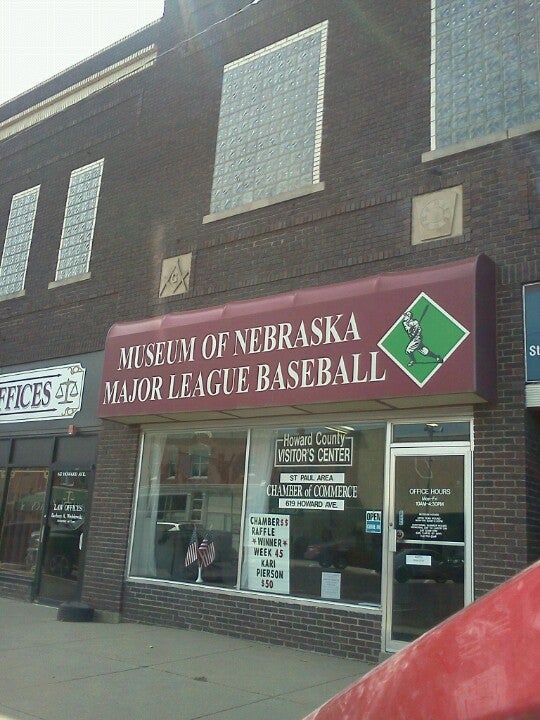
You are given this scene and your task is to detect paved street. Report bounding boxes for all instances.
[0,597,373,720]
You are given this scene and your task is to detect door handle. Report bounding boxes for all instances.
[389,528,397,553]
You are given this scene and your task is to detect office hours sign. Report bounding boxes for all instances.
[394,455,465,543]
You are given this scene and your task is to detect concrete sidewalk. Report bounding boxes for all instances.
[0,597,373,720]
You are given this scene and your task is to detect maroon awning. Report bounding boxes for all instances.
[98,255,496,423]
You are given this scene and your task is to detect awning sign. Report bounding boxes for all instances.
[98,256,497,419]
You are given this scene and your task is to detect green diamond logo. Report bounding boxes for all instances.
[378,293,469,387]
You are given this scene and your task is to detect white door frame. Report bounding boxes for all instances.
[382,444,473,654]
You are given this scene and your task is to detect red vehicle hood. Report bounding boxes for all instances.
[304,560,540,720]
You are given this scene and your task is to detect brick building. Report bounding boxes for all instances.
[0,0,538,663]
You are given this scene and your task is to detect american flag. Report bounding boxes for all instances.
[185,525,199,566]
[197,531,215,568]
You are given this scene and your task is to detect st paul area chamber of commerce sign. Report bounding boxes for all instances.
[98,255,497,422]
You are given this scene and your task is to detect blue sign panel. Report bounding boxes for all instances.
[524,284,540,382]
[366,510,382,534]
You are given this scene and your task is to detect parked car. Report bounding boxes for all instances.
[394,546,464,583]
[303,537,379,571]
[302,560,540,720]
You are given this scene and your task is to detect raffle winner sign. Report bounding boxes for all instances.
[98,256,496,420]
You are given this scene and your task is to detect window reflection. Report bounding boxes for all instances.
[130,423,386,607]
[130,430,247,587]
[241,424,385,605]
[0,468,48,575]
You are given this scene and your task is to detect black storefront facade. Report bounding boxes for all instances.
[0,352,102,605]
[86,256,498,661]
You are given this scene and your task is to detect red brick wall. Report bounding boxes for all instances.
[526,411,540,563]
[81,422,139,613]
[122,582,382,663]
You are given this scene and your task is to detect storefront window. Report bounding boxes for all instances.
[129,430,247,586]
[392,422,470,443]
[129,423,385,606]
[0,468,49,574]
[240,424,385,605]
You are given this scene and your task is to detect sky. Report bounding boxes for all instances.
[0,0,165,106]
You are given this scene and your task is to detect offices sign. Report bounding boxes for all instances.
[0,364,85,423]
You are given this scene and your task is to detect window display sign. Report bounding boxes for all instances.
[246,514,290,593]
[49,471,88,527]
[269,431,357,511]
[275,431,353,467]
[395,456,465,544]
[321,571,341,599]
[366,510,382,533]
[404,488,454,541]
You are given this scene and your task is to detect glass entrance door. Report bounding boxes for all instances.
[37,469,90,603]
[385,448,472,652]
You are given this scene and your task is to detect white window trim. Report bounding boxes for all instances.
[0,290,25,303]
[48,272,92,290]
[427,0,540,161]
[0,185,40,298]
[207,20,328,219]
[125,409,473,615]
[50,159,104,286]
[0,45,157,142]
[423,120,540,162]
[203,182,325,224]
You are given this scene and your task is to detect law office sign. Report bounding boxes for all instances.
[0,364,85,423]
[524,283,540,382]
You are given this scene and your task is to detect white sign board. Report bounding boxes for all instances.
[246,513,290,594]
[321,571,341,600]
[0,363,85,423]
[280,473,345,484]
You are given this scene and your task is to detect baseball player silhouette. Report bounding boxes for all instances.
[402,309,443,367]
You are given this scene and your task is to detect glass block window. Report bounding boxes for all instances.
[209,21,328,215]
[55,159,104,281]
[432,0,540,150]
[0,186,40,296]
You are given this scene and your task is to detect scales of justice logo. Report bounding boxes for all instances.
[55,365,85,416]
[378,293,470,387]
